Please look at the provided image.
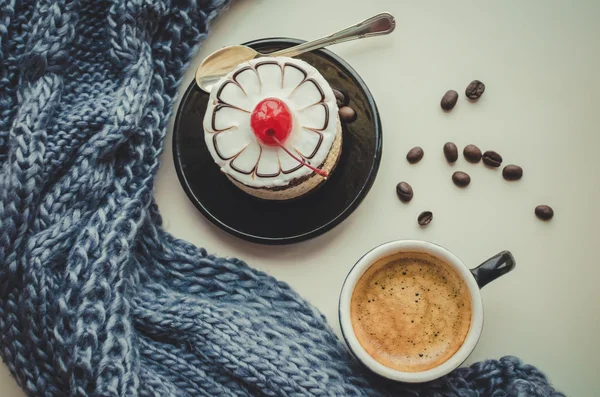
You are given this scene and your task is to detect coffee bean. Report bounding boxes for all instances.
[396,182,413,203]
[482,150,503,167]
[333,88,349,107]
[462,144,481,163]
[407,147,424,164]
[440,90,459,111]
[465,80,485,100]
[503,165,523,181]
[338,106,357,123]
[443,142,458,163]
[452,171,471,187]
[535,205,554,221]
[418,211,433,226]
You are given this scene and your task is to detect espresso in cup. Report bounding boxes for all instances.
[350,251,472,372]
[340,240,515,382]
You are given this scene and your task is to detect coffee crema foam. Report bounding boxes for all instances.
[350,252,472,372]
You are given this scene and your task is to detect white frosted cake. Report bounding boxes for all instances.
[203,57,342,200]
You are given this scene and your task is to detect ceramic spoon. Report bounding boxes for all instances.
[195,12,396,93]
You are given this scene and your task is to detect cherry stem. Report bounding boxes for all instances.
[272,136,329,179]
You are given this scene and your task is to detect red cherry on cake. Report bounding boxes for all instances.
[250,97,328,178]
[250,97,293,146]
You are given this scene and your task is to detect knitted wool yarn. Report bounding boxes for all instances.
[0,1,565,396]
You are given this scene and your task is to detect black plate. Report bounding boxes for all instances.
[173,38,382,245]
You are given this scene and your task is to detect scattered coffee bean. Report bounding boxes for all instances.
[465,80,485,100]
[418,211,433,226]
[463,144,482,163]
[443,142,458,163]
[333,88,349,108]
[452,171,471,187]
[406,147,424,164]
[482,150,503,167]
[338,106,357,123]
[440,90,459,111]
[396,182,413,203]
[535,205,554,221]
[503,165,523,181]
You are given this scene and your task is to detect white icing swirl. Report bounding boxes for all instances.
[203,57,339,188]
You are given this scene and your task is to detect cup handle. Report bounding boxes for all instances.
[470,251,516,289]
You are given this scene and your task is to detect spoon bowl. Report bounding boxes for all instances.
[194,45,258,93]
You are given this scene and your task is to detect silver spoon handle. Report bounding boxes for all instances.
[267,12,396,58]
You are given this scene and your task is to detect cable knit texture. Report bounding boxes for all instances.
[0,1,565,396]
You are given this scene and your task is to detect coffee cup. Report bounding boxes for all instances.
[338,240,515,383]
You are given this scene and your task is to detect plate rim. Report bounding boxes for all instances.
[172,37,383,245]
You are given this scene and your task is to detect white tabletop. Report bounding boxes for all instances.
[1,0,598,395]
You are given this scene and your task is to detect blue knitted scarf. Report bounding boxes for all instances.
[0,1,565,396]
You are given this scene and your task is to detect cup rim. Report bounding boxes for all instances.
[338,239,484,383]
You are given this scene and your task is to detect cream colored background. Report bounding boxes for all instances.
[1,0,598,395]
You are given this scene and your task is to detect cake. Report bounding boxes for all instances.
[203,57,342,200]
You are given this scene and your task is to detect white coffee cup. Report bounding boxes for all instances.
[338,240,515,383]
